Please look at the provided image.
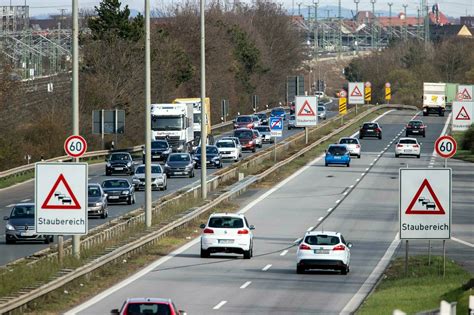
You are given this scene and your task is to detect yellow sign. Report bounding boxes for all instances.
[431,95,438,102]
[364,87,371,102]
[385,87,391,101]
[339,98,347,115]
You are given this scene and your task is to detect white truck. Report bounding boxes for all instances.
[151,103,194,152]
[423,82,446,116]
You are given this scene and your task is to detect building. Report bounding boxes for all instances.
[460,16,474,27]
[1,5,29,32]
[430,25,473,42]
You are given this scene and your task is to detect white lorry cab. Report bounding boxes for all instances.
[151,103,194,152]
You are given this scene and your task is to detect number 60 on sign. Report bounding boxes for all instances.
[64,135,88,158]
[435,135,457,159]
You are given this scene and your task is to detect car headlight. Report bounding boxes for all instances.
[164,163,169,168]
[193,156,199,161]
[121,191,130,195]
[5,224,15,231]
[127,162,132,167]
[106,162,111,167]
[212,156,219,161]
[95,202,103,207]
[185,164,193,170]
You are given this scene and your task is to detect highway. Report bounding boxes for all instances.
[0,103,336,266]
[67,109,473,314]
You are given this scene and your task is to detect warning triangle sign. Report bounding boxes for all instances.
[460,88,472,100]
[41,174,81,210]
[455,106,471,120]
[297,100,316,116]
[350,86,363,97]
[405,179,445,215]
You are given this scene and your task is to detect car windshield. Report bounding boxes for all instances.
[236,116,252,123]
[168,154,190,162]
[135,166,162,174]
[318,106,325,112]
[88,186,102,197]
[110,153,130,161]
[255,126,270,132]
[216,141,235,148]
[251,116,259,121]
[272,109,284,115]
[257,114,266,119]
[409,121,423,126]
[399,139,418,144]
[124,303,171,315]
[234,130,253,138]
[208,217,244,228]
[363,123,378,129]
[151,141,168,149]
[328,146,347,155]
[252,130,260,136]
[193,113,202,124]
[195,147,219,154]
[10,205,34,219]
[339,138,358,145]
[305,235,340,246]
[102,180,129,188]
[151,116,184,131]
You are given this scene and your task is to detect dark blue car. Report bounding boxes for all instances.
[270,107,286,120]
[325,144,351,167]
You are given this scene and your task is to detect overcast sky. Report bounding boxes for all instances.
[4,0,474,18]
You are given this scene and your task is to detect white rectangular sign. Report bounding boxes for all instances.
[457,85,473,102]
[348,82,365,105]
[295,96,318,127]
[399,168,451,240]
[452,101,473,131]
[35,163,88,235]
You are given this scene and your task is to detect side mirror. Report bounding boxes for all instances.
[249,225,255,230]
[324,150,327,153]
[103,193,108,198]
[110,309,120,315]
[3,216,9,220]
[347,242,353,248]
[199,223,206,229]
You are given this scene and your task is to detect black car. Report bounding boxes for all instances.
[406,120,426,137]
[359,122,382,139]
[164,153,195,178]
[193,145,223,169]
[106,152,134,176]
[143,140,172,163]
[88,184,108,218]
[101,179,136,205]
[4,203,54,244]
[256,113,268,125]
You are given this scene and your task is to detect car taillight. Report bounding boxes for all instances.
[247,123,253,128]
[333,244,346,251]
[356,144,360,148]
[413,144,419,148]
[376,128,381,132]
[406,124,412,128]
[299,243,311,250]
[253,135,257,138]
[203,228,214,234]
[420,125,425,129]
[397,144,403,147]
[238,229,249,234]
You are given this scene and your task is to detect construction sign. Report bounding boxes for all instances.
[348,82,364,105]
[35,163,88,235]
[457,85,473,102]
[364,87,371,103]
[400,168,451,239]
[385,82,391,101]
[295,96,317,127]
[452,101,473,131]
[339,97,347,115]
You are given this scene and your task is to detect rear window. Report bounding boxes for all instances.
[255,126,270,132]
[234,130,253,138]
[124,303,171,315]
[236,116,252,123]
[135,166,162,174]
[102,180,129,188]
[208,217,244,228]
[305,235,340,245]
[328,146,347,155]
[339,138,358,145]
[271,109,285,115]
[399,139,417,144]
[363,123,378,129]
[409,121,423,126]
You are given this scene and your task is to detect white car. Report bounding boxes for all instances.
[338,137,361,158]
[255,126,273,143]
[132,164,167,191]
[252,129,263,148]
[200,213,255,259]
[216,139,241,162]
[296,231,352,274]
[220,136,242,152]
[395,137,421,158]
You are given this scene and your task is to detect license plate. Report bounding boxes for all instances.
[412,130,419,133]
[21,232,35,237]
[174,172,183,175]
[334,156,341,159]
[404,150,412,153]
[115,167,123,170]
[109,196,119,199]
[218,239,234,244]
[367,129,373,132]
[152,155,160,159]
[314,249,330,254]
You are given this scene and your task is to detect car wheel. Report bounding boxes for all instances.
[405,133,409,137]
[100,208,107,219]
[200,248,210,258]
[395,154,399,158]
[234,158,239,162]
[259,144,262,148]
[423,133,426,138]
[423,111,428,116]
[44,237,50,244]
[357,154,361,159]
[243,249,252,259]
[252,148,256,153]
[5,239,15,244]
[288,127,292,130]
[296,265,305,274]
[132,195,136,204]
[325,162,328,167]
[378,135,382,140]
[346,163,350,167]
[127,196,132,205]
[341,266,349,275]
[417,154,421,159]
[106,170,111,176]
[359,135,363,139]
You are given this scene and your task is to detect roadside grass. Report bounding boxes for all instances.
[452,132,474,163]
[357,256,473,315]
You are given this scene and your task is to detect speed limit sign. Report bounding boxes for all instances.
[64,135,87,158]
[435,135,457,158]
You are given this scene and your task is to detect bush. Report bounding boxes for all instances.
[460,125,474,153]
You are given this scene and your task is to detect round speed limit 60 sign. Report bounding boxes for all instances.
[435,135,457,158]
[64,135,87,158]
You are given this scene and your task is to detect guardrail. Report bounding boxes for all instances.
[0,104,418,314]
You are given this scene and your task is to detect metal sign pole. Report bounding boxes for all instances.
[274,137,277,162]
[305,127,309,144]
[72,0,80,258]
[115,108,118,147]
[405,240,409,276]
[144,0,152,228]
[200,0,207,200]
[101,109,105,150]
[443,240,446,278]
[428,240,431,266]
[58,236,64,264]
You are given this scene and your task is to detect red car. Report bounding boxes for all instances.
[234,128,256,152]
[111,298,186,315]
[233,115,255,129]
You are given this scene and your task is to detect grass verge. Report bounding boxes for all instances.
[452,132,474,163]
[357,256,473,314]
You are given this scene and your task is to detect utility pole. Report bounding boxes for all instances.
[144,0,152,228]
[297,2,302,16]
[423,0,430,46]
[338,0,342,58]
[354,0,360,16]
[403,4,408,40]
[388,3,393,41]
[200,0,207,200]
[371,0,376,50]
[314,0,319,60]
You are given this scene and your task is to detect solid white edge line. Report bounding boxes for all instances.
[318,217,324,221]
[240,281,252,289]
[349,185,354,188]
[327,208,333,212]
[341,233,401,315]
[356,178,360,182]
[365,168,369,171]
[280,250,289,256]
[452,237,474,248]
[432,112,453,158]
[213,300,227,310]
[335,199,341,204]
[307,226,314,232]
[6,204,15,208]
[20,198,30,202]
[262,264,272,271]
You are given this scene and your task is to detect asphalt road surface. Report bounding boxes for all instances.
[0,103,337,266]
[67,109,472,314]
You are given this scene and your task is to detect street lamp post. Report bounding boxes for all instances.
[200,0,207,200]
[144,0,152,228]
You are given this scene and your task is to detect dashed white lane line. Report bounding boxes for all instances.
[373,158,377,161]
[294,238,302,244]
[452,237,474,248]
[6,204,15,208]
[349,185,354,188]
[213,301,227,310]
[240,281,252,289]
[262,264,272,271]
[361,173,366,176]
[307,226,314,232]
[318,217,324,221]
[335,199,341,204]
[327,207,333,212]
[21,198,30,202]
[365,168,369,171]
[280,250,288,256]
[370,163,374,166]
[356,178,360,182]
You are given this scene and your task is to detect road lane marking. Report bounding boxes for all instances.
[349,185,354,188]
[361,173,365,176]
[318,217,324,221]
[21,198,31,202]
[452,237,474,248]
[240,281,252,289]
[356,178,360,182]
[370,163,374,166]
[327,207,333,212]
[280,250,288,256]
[262,264,272,271]
[365,168,369,171]
[335,199,341,203]
[307,226,314,231]
[341,233,401,314]
[373,158,377,161]
[6,204,15,208]
[213,301,227,310]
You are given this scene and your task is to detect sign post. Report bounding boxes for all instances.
[269,117,283,162]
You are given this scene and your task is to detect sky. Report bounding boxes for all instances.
[3,0,474,18]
